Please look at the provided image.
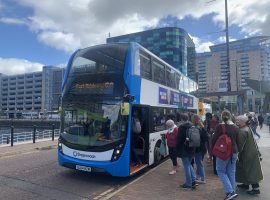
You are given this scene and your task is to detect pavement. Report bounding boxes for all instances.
[0,125,269,200]
[106,125,270,200]
[0,139,58,159]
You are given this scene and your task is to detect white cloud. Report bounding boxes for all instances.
[0,58,43,75]
[1,0,269,53]
[213,0,270,36]
[11,0,218,52]
[0,17,28,25]
[192,36,214,53]
[217,36,236,43]
[38,31,81,52]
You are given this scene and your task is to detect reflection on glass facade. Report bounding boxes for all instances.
[107,27,196,80]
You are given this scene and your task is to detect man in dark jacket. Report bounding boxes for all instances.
[257,114,264,129]
[176,113,196,189]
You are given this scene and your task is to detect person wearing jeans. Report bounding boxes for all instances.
[176,113,197,189]
[195,152,205,183]
[192,114,208,183]
[181,157,196,187]
[216,153,238,195]
[212,110,240,200]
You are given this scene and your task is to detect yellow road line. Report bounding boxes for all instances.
[93,188,115,200]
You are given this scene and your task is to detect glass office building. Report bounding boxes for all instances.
[107,27,196,80]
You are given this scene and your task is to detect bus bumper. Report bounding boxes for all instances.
[58,150,130,177]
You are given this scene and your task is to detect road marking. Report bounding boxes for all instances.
[93,188,115,200]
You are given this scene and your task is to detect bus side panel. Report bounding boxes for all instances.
[148,131,168,165]
[123,44,141,104]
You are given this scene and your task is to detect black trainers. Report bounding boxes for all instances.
[224,192,238,200]
[180,184,192,189]
[191,181,197,189]
[237,184,249,190]
[247,189,260,195]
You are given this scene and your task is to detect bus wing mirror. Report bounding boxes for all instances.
[121,103,130,116]
[123,94,134,103]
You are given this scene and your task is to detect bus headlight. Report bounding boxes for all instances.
[58,139,63,153]
[111,143,124,161]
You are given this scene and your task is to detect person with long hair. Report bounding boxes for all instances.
[212,110,240,200]
[192,114,208,184]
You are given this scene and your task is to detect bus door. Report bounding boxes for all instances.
[130,105,150,173]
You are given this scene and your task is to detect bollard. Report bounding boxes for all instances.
[7,136,9,144]
[52,124,55,141]
[33,125,36,143]
[11,126,14,147]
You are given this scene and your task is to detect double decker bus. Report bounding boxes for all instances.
[58,42,198,177]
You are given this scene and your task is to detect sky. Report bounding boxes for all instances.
[0,0,270,75]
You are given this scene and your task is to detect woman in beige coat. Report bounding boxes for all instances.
[235,115,263,195]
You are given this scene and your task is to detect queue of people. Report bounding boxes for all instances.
[161,110,263,200]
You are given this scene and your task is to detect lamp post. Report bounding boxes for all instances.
[235,61,239,91]
[231,59,239,91]
[225,0,231,92]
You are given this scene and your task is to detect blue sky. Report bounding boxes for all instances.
[0,0,269,75]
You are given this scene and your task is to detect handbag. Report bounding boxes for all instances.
[159,136,167,156]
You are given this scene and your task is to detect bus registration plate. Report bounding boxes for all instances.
[76,165,92,172]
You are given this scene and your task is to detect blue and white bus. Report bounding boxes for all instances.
[58,42,198,177]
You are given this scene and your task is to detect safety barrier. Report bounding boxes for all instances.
[0,125,59,146]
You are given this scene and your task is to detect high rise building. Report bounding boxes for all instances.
[0,66,65,118]
[42,66,65,113]
[196,36,270,112]
[0,71,43,118]
[107,27,196,80]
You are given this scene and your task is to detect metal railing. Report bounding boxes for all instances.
[0,125,59,146]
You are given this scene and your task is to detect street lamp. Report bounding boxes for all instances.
[225,0,231,92]
[207,0,231,91]
[231,60,239,91]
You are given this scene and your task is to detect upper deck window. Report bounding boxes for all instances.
[139,51,151,80]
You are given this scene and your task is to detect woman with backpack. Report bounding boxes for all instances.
[192,114,209,184]
[212,110,240,200]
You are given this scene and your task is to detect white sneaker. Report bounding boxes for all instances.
[169,170,176,175]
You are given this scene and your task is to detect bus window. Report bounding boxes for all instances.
[152,60,165,85]
[152,107,166,132]
[175,74,180,90]
[140,51,151,80]
[165,66,176,89]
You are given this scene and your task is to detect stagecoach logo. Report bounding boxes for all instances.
[73,151,96,159]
